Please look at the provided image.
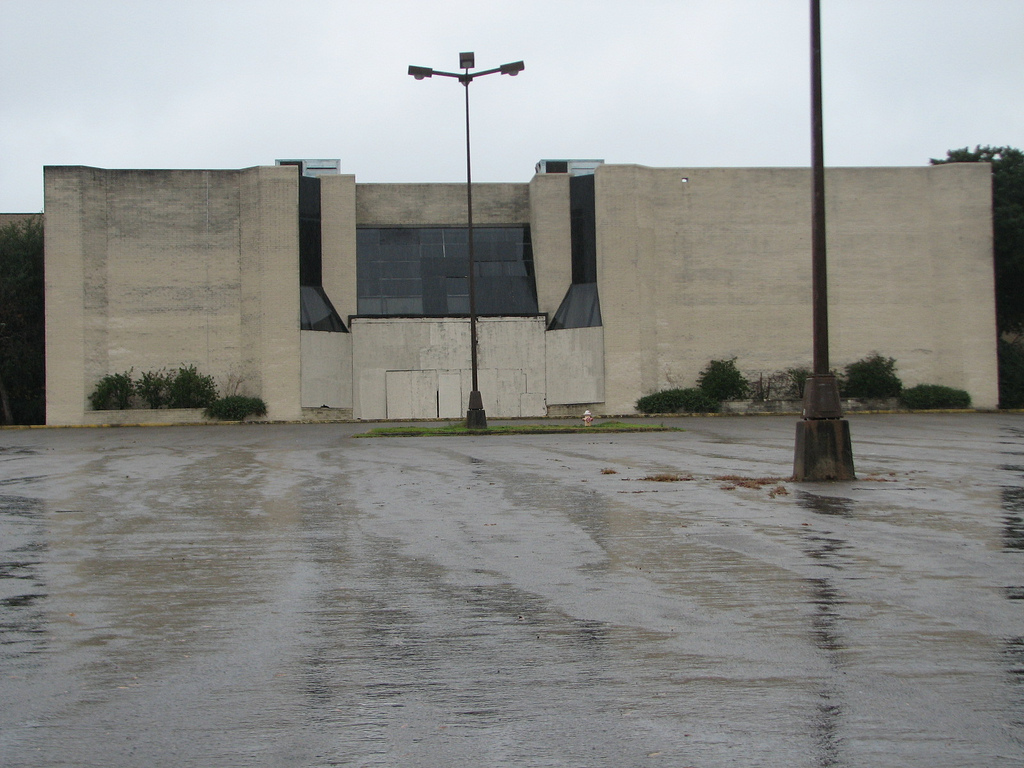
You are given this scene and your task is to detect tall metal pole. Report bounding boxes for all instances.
[810,0,829,377]
[407,54,523,429]
[794,0,855,480]
[801,0,841,421]
[462,71,485,425]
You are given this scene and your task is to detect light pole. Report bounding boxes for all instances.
[408,52,524,429]
[794,0,855,480]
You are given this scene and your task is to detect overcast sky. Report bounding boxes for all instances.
[1,0,1022,212]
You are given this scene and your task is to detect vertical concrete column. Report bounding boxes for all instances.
[320,174,357,319]
[45,166,112,424]
[594,164,653,413]
[44,167,90,424]
[529,173,571,319]
[239,166,301,420]
[927,163,998,407]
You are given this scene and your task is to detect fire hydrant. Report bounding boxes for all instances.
[582,409,594,426]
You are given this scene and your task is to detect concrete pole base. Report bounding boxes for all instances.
[466,390,487,430]
[794,419,855,481]
[466,409,488,430]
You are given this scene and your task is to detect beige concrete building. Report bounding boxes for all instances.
[42,160,997,424]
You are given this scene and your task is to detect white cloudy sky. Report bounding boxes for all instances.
[1,0,1022,212]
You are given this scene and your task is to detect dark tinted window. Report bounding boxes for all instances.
[357,227,538,316]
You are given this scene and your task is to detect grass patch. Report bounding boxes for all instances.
[715,475,789,490]
[639,473,693,482]
[354,421,679,438]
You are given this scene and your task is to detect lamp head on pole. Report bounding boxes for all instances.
[408,65,434,80]
[499,60,525,76]
[460,52,475,69]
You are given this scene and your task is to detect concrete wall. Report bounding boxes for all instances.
[355,183,529,227]
[351,316,546,419]
[44,165,301,424]
[320,174,357,319]
[545,326,605,406]
[300,330,352,409]
[594,163,997,412]
[529,173,572,319]
[346,182,548,420]
[42,162,997,422]
[0,213,42,227]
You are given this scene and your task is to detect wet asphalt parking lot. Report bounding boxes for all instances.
[1,413,1023,767]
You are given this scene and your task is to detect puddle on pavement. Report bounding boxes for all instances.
[0,494,48,660]
[1001,487,1024,550]
[796,491,856,518]
[4,426,1024,767]
[797,498,851,766]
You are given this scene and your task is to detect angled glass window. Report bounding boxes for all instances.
[548,173,602,329]
[356,227,537,316]
[300,286,348,332]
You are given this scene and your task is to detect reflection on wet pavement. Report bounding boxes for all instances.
[1002,487,1024,550]
[0,494,48,663]
[0,415,1022,767]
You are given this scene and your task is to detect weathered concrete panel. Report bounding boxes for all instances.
[351,316,547,419]
[237,166,301,420]
[386,369,438,419]
[320,174,357,319]
[595,164,997,412]
[300,330,352,408]
[356,183,530,227]
[438,371,464,418]
[529,173,572,319]
[44,167,90,424]
[478,317,547,384]
[44,165,301,425]
[545,326,605,406]
[520,392,548,416]
[358,368,387,420]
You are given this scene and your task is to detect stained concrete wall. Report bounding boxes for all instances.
[345,182,546,420]
[355,183,530,228]
[529,173,572,319]
[351,317,546,420]
[545,326,605,406]
[594,163,997,412]
[42,162,997,422]
[320,174,357,319]
[300,330,352,409]
[0,213,42,227]
[44,165,301,424]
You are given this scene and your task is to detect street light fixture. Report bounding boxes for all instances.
[408,52,524,430]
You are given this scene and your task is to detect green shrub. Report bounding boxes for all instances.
[785,367,812,400]
[899,384,971,410]
[168,365,218,408]
[841,353,902,398]
[1000,339,1024,408]
[136,369,172,409]
[636,387,719,414]
[206,395,267,421]
[697,358,749,401]
[88,371,135,410]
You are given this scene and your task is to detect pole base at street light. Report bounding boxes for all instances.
[793,418,855,481]
[466,390,487,429]
[801,374,843,419]
[793,373,854,481]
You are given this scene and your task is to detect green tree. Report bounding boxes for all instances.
[0,218,45,424]
[842,353,902,399]
[931,146,1024,336]
[696,358,749,401]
